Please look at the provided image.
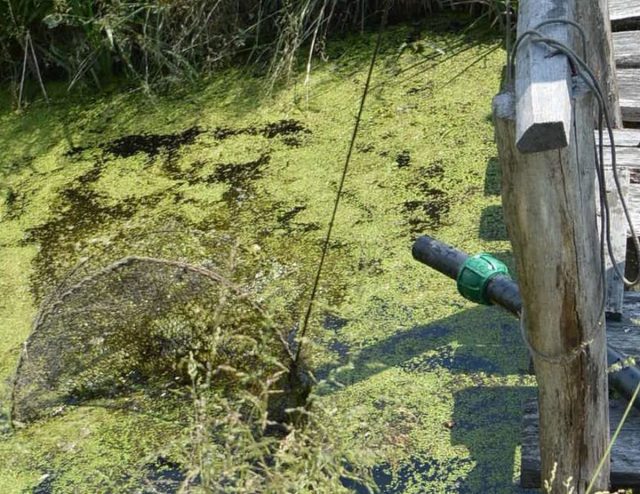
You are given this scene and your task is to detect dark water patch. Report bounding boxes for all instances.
[204,154,269,186]
[420,161,445,180]
[401,344,500,374]
[396,150,411,168]
[198,154,270,204]
[344,456,473,494]
[631,169,640,184]
[32,472,55,494]
[104,127,203,159]
[65,127,204,161]
[142,457,187,493]
[278,205,306,225]
[263,120,308,138]
[3,187,26,219]
[403,188,450,235]
[479,205,507,241]
[24,164,168,301]
[329,340,350,360]
[212,119,310,142]
[409,162,446,199]
[273,204,320,234]
[323,313,349,331]
[282,136,301,147]
[65,146,85,157]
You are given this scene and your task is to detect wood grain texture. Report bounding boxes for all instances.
[613,31,640,68]
[609,0,640,28]
[514,0,573,153]
[596,168,630,317]
[618,69,640,122]
[495,77,610,491]
[596,128,640,147]
[596,128,640,169]
[521,398,640,488]
[607,292,640,358]
[624,184,640,235]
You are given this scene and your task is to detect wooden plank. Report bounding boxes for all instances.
[596,168,631,319]
[618,69,640,123]
[521,398,640,489]
[610,0,640,29]
[596,128,640,148]
[613,31,640,68]
[514,0,573,153]
[625,184,640,235]
[623,291,640,319]
[601,147,640,168]
[607,314,640,363]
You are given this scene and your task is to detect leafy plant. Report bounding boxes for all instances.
[0,0,513,98]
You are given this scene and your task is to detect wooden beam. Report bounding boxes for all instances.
[596,128,640,169]
[618,68,640,122]
[624,184,640,235]
[596,128,640,147]
[600,148,640,168]
[609,0,640,30]
[607,292,640,356]
[521,398,640,489]
[514,0,573,153]
[596,167,630,319]
[613,31,640,68]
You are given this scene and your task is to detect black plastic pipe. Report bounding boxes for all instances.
[412,234,640,411]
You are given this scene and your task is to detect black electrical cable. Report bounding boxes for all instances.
[511,21,640,290]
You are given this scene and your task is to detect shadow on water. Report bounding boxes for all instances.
[479,205,508,241]
[318,304,536,493]
[450,386,536,493]
[346,386,539,493]
[484,157,501,196]
[316,305,529,384]
[478,156,509,242]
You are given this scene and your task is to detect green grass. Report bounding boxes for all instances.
[0,17,535,493]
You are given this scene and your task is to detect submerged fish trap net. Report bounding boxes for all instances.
[10,227,295,423]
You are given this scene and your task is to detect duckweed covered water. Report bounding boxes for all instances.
[0,15,536,493]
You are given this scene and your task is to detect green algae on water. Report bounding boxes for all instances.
[0,15,536,493]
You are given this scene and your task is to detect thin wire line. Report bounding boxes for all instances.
[585,379,640,494]
[294,2,389,364]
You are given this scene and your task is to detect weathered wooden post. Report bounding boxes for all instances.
[493,0,610,491]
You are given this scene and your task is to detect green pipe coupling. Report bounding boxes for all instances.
[456,254,509,305]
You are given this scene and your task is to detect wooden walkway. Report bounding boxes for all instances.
[520,0,640,487]
[613,0,640,122]
[601,0,640,316]
[521,293,640,489]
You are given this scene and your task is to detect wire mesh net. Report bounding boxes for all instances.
[11,226,296,423]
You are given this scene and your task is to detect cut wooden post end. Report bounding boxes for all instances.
[514,0,573,153]
[517,121,568,153]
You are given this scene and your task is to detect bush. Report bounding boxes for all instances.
[0,0,513,94]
